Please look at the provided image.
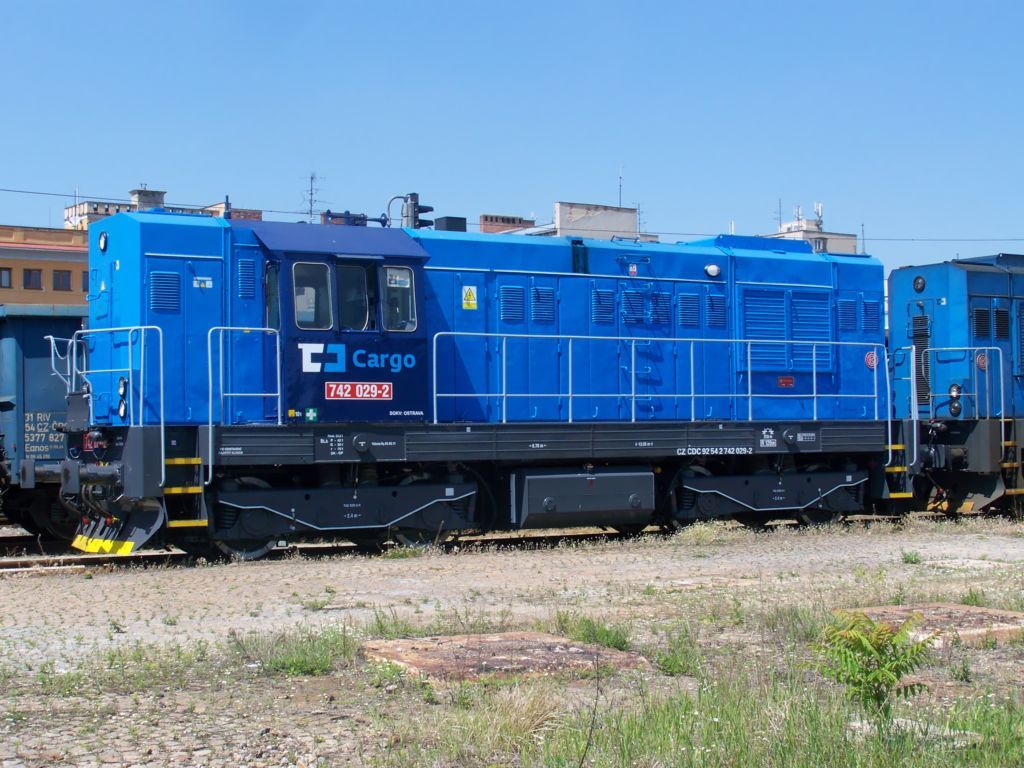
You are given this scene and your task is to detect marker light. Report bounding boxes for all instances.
[948,383,962,399]
[117,398,128,420]
[949,400,962,417]
[705,264,721,278]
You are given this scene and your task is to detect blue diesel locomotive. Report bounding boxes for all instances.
[889,254,1024,514]
[37,210,894,557]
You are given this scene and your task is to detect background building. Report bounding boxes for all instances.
[63,187,262,230]
[763,203,858,254]
[485,202,655,241]
[0,225,88,306]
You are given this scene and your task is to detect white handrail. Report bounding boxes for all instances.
[921,346,1006,423]
[69,326,166,486]
[205,327,283,486]
[432,332,889,432]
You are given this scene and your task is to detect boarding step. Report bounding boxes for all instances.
[164,486,203,495]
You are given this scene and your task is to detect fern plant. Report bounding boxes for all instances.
[816,611,935,724]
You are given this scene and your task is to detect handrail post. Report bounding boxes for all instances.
[275,330,283,425]
[501,336,507,424]
[219,331,226,426]
[630,340,636,422]
[746,342,753,421]
[206,328,215,486]
[432,333,439,425]
[872,343,879,421]
[812,344,818,421]
[689,341,695,422]
[567,338,573,424]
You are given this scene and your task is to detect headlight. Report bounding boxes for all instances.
[948,383,962,399]
[949,400,962,417]
[117,377,129,397]
[117,398,128,420]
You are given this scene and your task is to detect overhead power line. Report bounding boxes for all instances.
[3,186,1024,243]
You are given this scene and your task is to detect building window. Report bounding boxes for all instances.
[53,270,72,291]
[82,271,89,292]
[0,268,10,289]
[23,269,42,290]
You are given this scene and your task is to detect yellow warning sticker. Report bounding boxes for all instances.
[462,285,478,310]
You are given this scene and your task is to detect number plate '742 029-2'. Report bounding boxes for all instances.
[325,382,393,400]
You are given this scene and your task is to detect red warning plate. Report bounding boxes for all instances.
[325,382,393,400]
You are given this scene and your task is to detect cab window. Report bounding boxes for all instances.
[381,266,417,332]
[337,264,369,330]
[293,262,333,330]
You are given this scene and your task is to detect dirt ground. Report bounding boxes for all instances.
[1,518,1022,767]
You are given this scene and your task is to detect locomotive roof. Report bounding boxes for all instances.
[231,220,429,259]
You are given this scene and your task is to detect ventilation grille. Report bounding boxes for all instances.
[237,259,256,299]
[591,289,615,324]
[148,272,181,312]
[677,294,700,327]
[994,308,1010,340]
[838,300,857,332]
[973,307,991,338]
[706,295,726,327]
[621,291,645,324]
[530,286,556,323]
[791,293,831,368]
[912,314,930,404]
[744,290,787,368]
[499,285,525,322]
[651,292,672,325]
[862,301,881,332]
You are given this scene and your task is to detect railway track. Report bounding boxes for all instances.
[0,513,984,575]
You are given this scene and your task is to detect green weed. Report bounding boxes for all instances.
[553,610,630,650]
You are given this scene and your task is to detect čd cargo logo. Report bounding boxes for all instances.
[298,343,416,374]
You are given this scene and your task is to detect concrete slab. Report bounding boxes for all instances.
[855,603,1024,647]
[360,631,649,681]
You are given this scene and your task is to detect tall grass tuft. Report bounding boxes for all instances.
[230,625,356,676]
[553,610,630,650]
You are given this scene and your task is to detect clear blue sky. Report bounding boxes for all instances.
[2,0,1022,272]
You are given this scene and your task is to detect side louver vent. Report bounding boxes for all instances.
[650,292,672,325]
[862,301,881,332]
[237,259,256,299]
[706,295,726,327]
[677,294,700,327]
[994,308,1010,340]
[499,285,525,322]
[838,300,857,331]
[148,272,181,312]
[973,307,991,338]
[591,289,615,324]
[530,286,556,323]
[621,291,645,324]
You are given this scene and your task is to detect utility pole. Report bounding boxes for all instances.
[618,167,623,208]
[304,172,319,223]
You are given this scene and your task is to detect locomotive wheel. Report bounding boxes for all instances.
[389,528,450,548]
[215,539,278,561]
[210,477,278,561]
[663,465,709,530]
[611,524,648,536]
[794,510,842,526]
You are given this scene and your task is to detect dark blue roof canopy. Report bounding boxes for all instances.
[232,221,429,259]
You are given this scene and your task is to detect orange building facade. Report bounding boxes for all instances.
[0,224,88,306]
